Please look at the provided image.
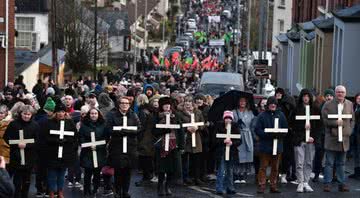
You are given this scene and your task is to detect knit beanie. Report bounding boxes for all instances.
[324,88,335,97]
[223,111,234,120]
[43,97,56,112]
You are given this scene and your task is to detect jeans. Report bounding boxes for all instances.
[47,168,66,192]
[323,150,346,185]
[313,141,324,175]
[294,142,315,183]
[216,158,235,193]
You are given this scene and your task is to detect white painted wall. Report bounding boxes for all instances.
[20,59,39,90]
[15,13,49,48]
[272,0,292,53]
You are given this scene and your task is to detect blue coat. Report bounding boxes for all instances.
[255,110,288,154]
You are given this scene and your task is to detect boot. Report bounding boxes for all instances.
[165,182,172,196]
[323,184,331,192]
[349,167,360,179]
[49,192,55,198]
[270,186,281,193]
[338,184,350,192]
[157,182,165,196]
[57,190,64,198]
[257,185,265,194]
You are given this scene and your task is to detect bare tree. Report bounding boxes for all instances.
[54,0,109,73]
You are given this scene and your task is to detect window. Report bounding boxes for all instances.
[279,19,284,32]
[15,17,35,49]
[16,17,34,31]
[280,0,285,6]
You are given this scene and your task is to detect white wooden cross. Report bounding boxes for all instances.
[264,118,288,155]
[113,116,138,153]
[216,123,241,161]
[295,105,320,142]
[156,113,180,151]
[8,130,34,165]
[328,104,352,142]
[182,113,204,147]
[81,132,106,168]
[50,121,75,158]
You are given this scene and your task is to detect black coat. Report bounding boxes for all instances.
[79,120,109,169]
[137,105,156,157]
[153,112,185,174]
[106,109,141,169]
[292,104,322,146]
[44,118,78,169]
[4,119,40,169]
[213,121,242,163]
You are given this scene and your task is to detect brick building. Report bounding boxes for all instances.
[292,0,360,23]
[0,0,15,89]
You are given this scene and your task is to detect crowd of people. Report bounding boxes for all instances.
[0,72,359,198]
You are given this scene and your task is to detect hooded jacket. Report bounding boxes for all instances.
[292,89,322,146]
[144,84,155,98]
[255,109,288,154]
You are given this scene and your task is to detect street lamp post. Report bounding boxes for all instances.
[93,0,98,80]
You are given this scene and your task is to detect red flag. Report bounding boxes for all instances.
[152,55,160,66]
[201,55,211,65]
[191,58,198,70]
[165,58,170,68]
[172,52,180,63]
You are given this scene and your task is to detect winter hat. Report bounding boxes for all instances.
[149,94,161,104]
[159,96,172,108]
[223,111,234,120]
[43,97,56,112]
[46,87,55,96]
[275,88,285,95]
[324,88,335,97]
[267,96,278,106]
[152,83,160,93]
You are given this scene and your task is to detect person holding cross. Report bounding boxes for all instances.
[214,111,241,195]
[255,97,288,194]
[178,95,205,186]
[106,96,141,198]
[153,96,184,196]
[44,101,78,198]
[322,85,354,192]
[293,89,321,192]
[79,108,109,197]
[4,105,39,198]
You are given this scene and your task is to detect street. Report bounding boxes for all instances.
[27,160,360,198]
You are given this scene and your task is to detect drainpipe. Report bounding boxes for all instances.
[5,0,9,85]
